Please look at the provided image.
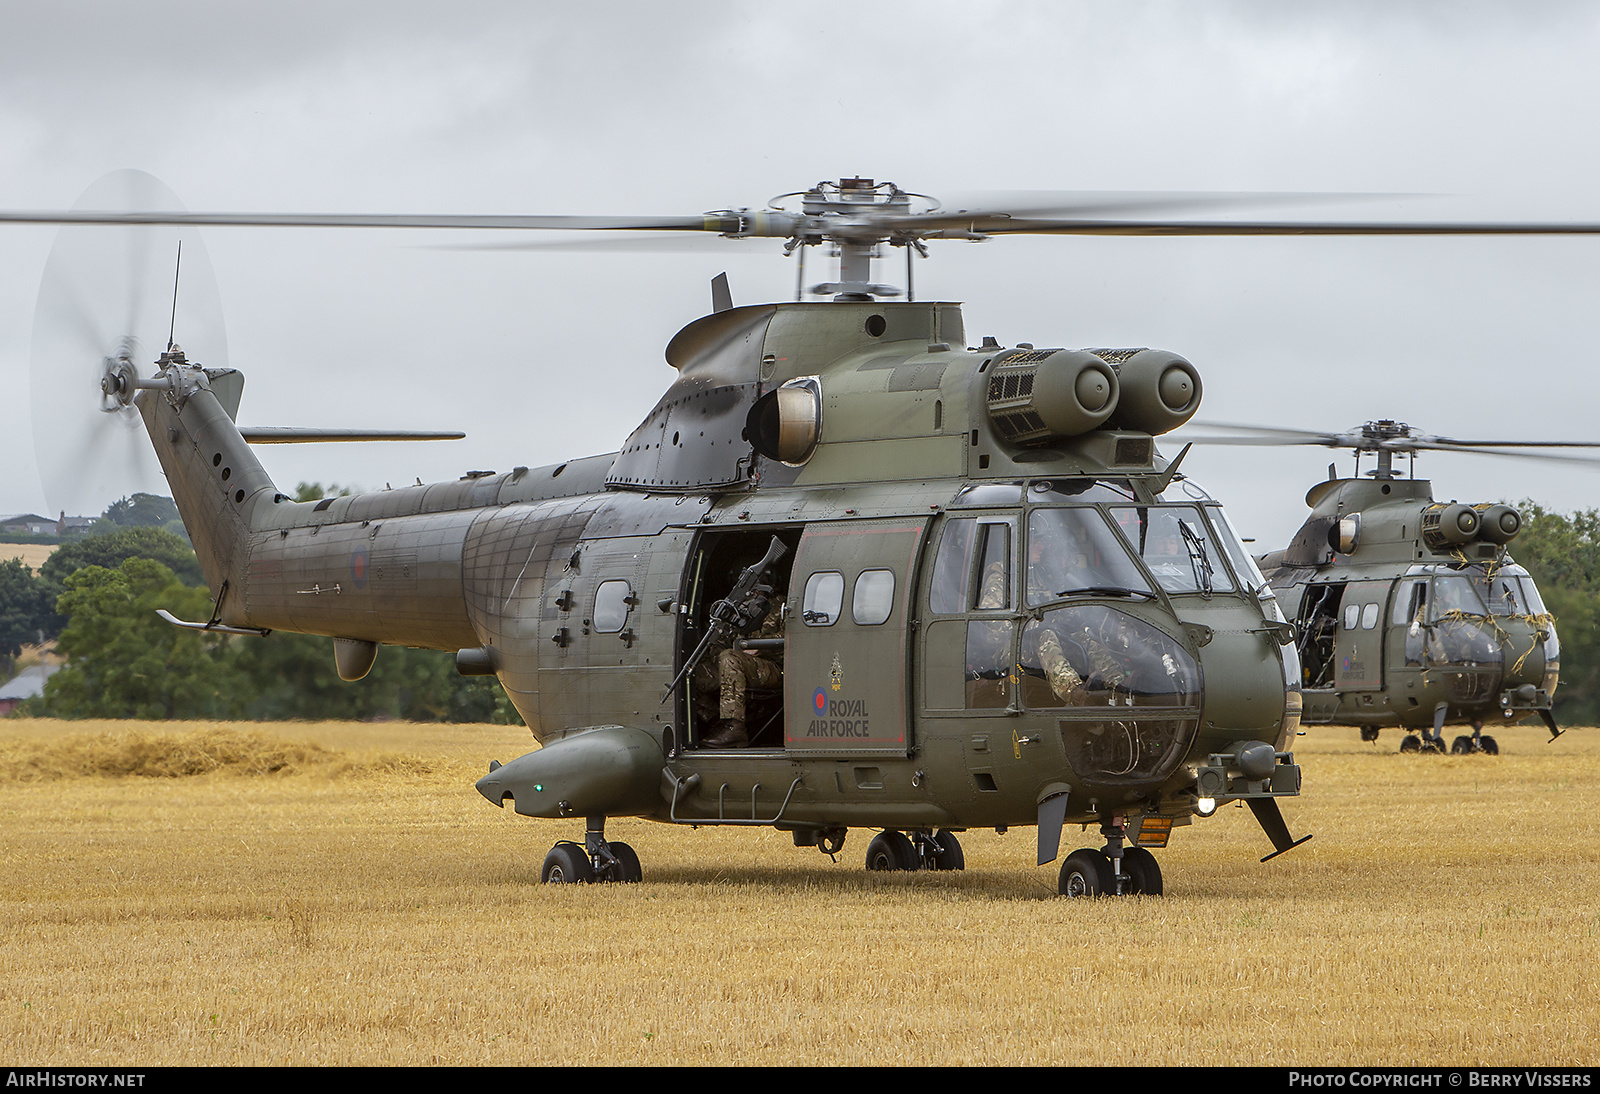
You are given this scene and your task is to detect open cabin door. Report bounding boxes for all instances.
[784,517,929,755]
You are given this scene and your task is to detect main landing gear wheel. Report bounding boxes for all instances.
[1120,846,1164,896]
[1059,849,1111,897]
[1399,735,1421,753]
[1421,735,1447,754]
[1480,735,1499,755]
[865,830,919,871]
[541,842,595,884]
[603,841,643,883]
[1451,735,1473,754]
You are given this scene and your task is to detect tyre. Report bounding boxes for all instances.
[1399,735,1421,753]
[1480,735,1499,755]
[606,841,642,883]
[1058,848,1111,897]
[1121,846,1164,896]
[928,829,965,871]
[541,842,595,884]
[865,830,918,871]
[1451,736,1473,755]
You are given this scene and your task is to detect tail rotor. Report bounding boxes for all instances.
[29,170,227,517]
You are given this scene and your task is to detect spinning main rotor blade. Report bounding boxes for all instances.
[7,189,1600,240]
[1172,421,1600,465]
[0,211,727,232]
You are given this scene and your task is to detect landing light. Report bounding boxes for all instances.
[1196,797,1217,817]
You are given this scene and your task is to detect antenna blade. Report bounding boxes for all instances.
[710,272,732,313]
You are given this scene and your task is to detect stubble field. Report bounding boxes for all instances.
[1,717,1597,1066]
[1,545,56,571]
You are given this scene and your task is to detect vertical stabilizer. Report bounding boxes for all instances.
[132,356,278,628]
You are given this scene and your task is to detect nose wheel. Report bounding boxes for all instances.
[540,817,642,884]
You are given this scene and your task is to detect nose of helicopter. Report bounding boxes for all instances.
[476,759,510,806]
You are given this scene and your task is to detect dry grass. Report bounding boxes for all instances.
[1,544,56,571]
[0,726,431,781]
[1,717,1598,1066]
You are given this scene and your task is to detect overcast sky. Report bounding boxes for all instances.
[4,1,1600,549]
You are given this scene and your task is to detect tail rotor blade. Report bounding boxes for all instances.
[29,170,228,517]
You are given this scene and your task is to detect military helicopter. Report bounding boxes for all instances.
[1174,419,1599,754]
[9,176,1600,895]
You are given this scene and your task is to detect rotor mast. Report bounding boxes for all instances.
[724,177,946,302]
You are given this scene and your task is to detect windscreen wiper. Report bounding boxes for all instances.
[1055,585,1157,600]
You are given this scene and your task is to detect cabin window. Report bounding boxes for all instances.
[1361,603,1380,630]
[852,569,895,626]
[1343,604,1360,630]
[592,580,633,633]
[802,571,845,626]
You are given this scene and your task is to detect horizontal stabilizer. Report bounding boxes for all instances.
[238,427,465,444]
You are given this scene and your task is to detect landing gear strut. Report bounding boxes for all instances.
[540,815,642,884]
[1058,815,1163,897]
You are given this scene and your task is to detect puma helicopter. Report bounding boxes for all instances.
[1176,419,1597,754]
[15,176,1600,893]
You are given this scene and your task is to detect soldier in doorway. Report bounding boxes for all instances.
[696,584,785,748]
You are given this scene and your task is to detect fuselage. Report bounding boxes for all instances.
[135,299,1302,837]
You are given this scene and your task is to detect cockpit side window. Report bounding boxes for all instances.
[1393,578,1427,626]
[929,518,976,615]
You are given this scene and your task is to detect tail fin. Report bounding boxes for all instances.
[132,352,279,627]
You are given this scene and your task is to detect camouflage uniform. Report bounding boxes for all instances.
[978,559,1008,611]
[1033,626,1086,703]
[717,607,784,721]
[691,601,784,723]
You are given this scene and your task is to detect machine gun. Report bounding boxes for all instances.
[663,536,788,703]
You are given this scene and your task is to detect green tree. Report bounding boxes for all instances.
[40,558,244,720]
[100,493,182,529]
[41,526,203,588]
[1510,503,1600,725]
[0,558,57,660]
[230,634,518,723]
[293,482,359,503]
